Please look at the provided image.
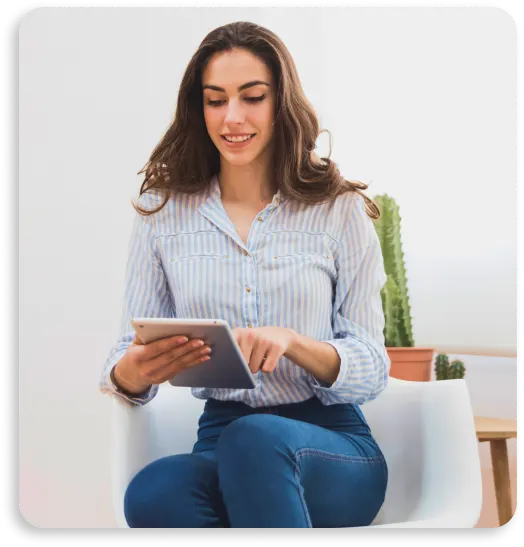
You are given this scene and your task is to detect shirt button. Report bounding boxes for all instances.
[246,287,251,292]
[248,323,253,328]
[257,217,263,222]
[243,250,249,256]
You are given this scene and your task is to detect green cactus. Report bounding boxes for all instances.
[435,354,450,380]
[434,354,466,380]
[373,194,414,347]
[449,359,466,379]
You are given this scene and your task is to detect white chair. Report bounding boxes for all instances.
[111,377,482,528]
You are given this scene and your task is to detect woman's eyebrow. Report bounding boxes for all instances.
[202,80,270,92]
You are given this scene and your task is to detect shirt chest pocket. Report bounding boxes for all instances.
[256,231,337,324]
[260,231,334,263]
[257,230,337,284]
[161,230,233,319]
[167,231,230,262]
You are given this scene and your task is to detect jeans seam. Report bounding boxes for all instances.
[293,455,313,527]
[293,447,385,528]
[295,447,385,464]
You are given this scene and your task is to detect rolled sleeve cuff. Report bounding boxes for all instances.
[99,351,158,407]
[308,339,350,392]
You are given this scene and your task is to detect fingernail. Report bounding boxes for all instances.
[176,337,188,345]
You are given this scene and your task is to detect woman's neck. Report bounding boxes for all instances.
[218,164,277,207]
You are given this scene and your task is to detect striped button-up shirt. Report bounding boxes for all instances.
[99,174,390,408]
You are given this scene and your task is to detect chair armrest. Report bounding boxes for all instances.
[415,380,482,525]
[110,386,203,527]
[365,378,482,528]
[111,396,157,527]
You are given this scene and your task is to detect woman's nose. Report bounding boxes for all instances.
[224,100,245,124]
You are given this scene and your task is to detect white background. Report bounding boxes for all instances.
[12,0,520,542]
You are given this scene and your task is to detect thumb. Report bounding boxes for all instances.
[132,333,146,346]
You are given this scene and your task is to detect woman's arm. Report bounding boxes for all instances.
[99,191,175,406]
[297,193,390,405]
[284,332,341,386]
[233,194,389,404]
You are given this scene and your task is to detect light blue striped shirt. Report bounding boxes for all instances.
[99,174,390,408]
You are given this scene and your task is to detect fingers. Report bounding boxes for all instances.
[146,342,212,384]
[235,330,282,374]
[154,338,207,368]
[139,334,190,360]
[250,337,270,373]
[157,344,211,379]
[260,345,280,373]
[238,330,256,371]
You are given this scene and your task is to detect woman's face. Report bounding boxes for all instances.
[202,48,276,167]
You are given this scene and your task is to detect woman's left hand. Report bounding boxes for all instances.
[231,326,296,374]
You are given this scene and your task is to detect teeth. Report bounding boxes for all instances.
[224,134,254,143]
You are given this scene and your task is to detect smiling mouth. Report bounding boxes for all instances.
[221,134,256,143]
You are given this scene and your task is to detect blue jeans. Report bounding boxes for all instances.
[124,396,388,528]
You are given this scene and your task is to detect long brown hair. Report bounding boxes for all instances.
[133,21,380,220]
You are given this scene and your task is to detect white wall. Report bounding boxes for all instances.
[19,7,516,527]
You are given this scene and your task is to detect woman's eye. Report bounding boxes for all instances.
[206,95,266,107]
[245,95,266,103]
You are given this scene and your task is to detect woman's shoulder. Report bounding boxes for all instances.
[136,188,168,209]
[327,188,366,219]
[133,189,177,236]
[135,187,209,235]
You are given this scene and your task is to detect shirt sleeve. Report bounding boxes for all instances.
[99,192,175,407]
[307,193,391,405]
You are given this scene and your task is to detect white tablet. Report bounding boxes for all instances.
[130,318,256,389]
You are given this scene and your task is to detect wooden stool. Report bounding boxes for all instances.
[474,416,517,526]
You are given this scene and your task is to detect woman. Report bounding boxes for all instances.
[100,21,390,528]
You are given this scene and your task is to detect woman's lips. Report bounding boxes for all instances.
[221,134,256,148]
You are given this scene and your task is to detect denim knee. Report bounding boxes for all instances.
[216,414,292,470]
[124,454,220,528]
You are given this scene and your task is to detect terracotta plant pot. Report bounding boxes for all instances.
[386,347,435,382]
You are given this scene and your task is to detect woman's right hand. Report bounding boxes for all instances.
[113,334,212,395]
